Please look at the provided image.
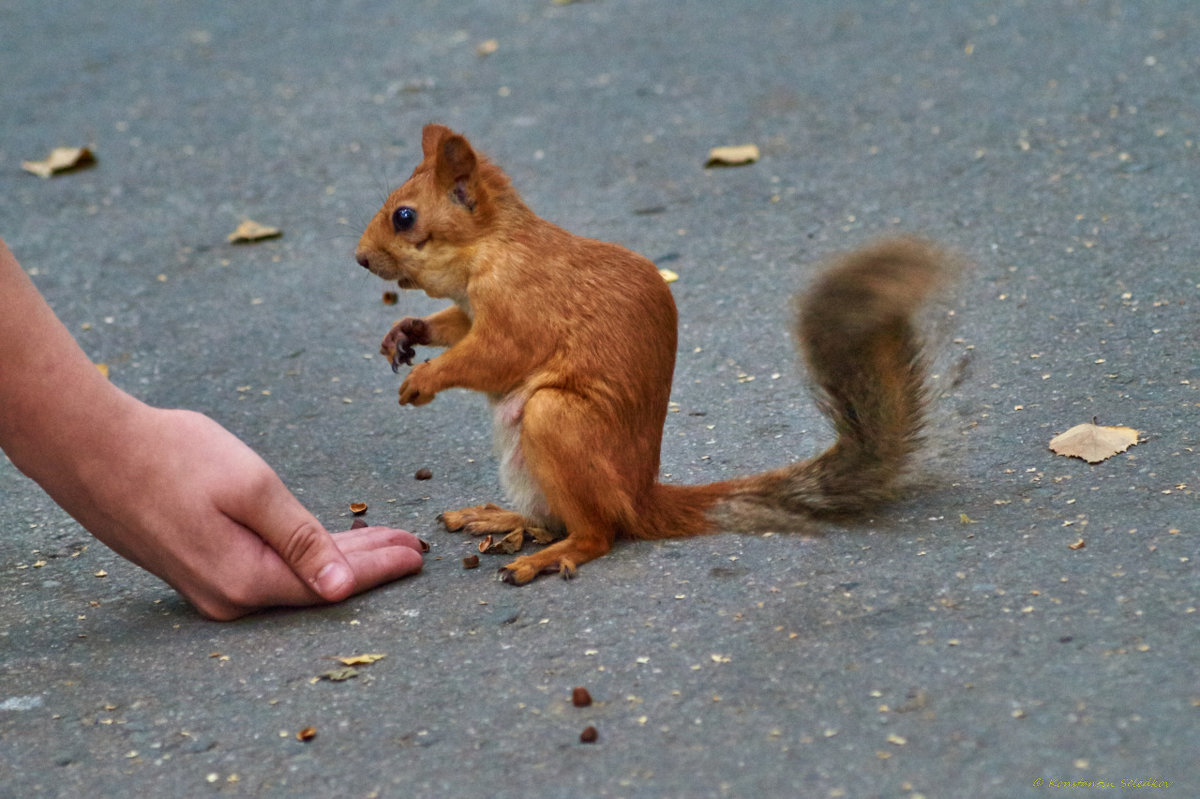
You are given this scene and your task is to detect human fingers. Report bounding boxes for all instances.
[220,464,358,602]
[329,524,428,555]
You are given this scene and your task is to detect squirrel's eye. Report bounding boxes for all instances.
[392,206,417,233]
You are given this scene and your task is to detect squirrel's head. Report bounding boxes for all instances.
[355,124,515,300]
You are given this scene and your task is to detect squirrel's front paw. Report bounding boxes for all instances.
[380,317,431,373]
[398,362,437,406]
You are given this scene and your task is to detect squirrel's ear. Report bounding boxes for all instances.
[421,124,453,159]
[434,133,480,211]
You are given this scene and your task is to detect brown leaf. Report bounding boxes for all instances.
[227,219,282,244]
[704,144,759,168]
[318,667,359,682]
[22,146,96,178]
[1049,422,1139,463]
[526,527,563,545]
[480,529,525,554]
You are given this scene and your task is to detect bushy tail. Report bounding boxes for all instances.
[643,237,955,537]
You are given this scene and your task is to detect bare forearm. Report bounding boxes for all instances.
[0,239,139,483]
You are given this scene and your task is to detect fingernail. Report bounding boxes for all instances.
[417,538,430,553]
[315,562,352,597]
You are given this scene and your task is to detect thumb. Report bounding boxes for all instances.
[233,478,356,602]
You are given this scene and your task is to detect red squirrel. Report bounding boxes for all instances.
[355,124,954,584]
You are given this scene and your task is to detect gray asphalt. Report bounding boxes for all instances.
[1,2,1196,797]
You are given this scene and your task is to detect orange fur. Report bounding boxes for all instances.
[355,124,953,584]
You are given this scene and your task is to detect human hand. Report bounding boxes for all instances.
[48,404,424,620]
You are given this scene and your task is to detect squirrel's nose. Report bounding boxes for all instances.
[355,253,370,269]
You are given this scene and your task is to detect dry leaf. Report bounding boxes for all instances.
[527,527,563,545]
[334,653,386,666]
[227,219,282,244]
[478,528,525,554]
[22,146,96,178]
[705,144,760,168]
[1049,422,1139,463]
[318,667,359,682]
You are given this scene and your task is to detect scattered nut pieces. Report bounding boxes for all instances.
[1069,538,1086,550]
[22,146,96,178]
[572,687,593,707]
[349,502,368,515]
[414,468,433,480]
[382,290,399,305]
[462,554,481,569]
[658,268,679,283]
[476,39,499,56]
[227,219,282,244]
[579,725,599,744]
[296,727,317,742]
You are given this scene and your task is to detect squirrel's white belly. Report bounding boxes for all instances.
[491,392,561,528]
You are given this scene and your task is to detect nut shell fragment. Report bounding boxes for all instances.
[349,502,368,515]
[572,687,592,707]
[579,725,598,744]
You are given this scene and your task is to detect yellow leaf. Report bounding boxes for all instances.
[705,144,760,168]
[334,653,386,666]
[227,219,282,244]
[1049,422,1139,463]
[22,146,96,178]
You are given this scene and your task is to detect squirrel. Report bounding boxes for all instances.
[355,124,955,585]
